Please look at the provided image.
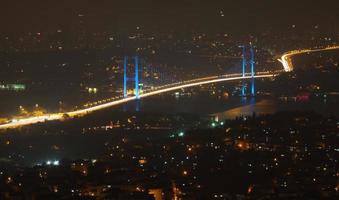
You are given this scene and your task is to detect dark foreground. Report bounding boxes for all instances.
[0,111,338,200]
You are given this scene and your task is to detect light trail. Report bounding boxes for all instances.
[140,74,274,99]
[278,45,339,72]
[2,45,337,129]
[0,73,274,129]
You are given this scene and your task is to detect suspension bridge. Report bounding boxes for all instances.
[1,45,337,129]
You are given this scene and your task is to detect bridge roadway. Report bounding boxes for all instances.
[0,45,338,129]
[0,72,275,129]
[278,45,339,72]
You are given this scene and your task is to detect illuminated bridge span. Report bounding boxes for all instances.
[0,72,275,129]
[278,45,339,72]
[1,45,338,129]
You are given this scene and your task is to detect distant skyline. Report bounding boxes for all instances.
[1,0,339,33]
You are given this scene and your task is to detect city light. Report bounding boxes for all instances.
[46,160,60,166]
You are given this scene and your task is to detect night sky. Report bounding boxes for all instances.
[1,0,339,33]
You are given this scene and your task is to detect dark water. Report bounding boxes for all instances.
[126,93,339,119]
[214,97,339,120]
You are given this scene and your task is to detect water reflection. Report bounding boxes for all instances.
[214,99,277,120]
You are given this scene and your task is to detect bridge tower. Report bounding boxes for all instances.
[241,45,255,97]
[123,56,140,99]
[250,46,255,97]
[241,46,247,97]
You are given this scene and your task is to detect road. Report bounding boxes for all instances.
[1,45,338,129]
[0,73,274,129]
[278,45,339,72]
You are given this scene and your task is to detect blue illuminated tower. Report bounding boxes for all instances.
[241,46,246,97]
[123,56,128,98]
[123,56,140,99]
[134,56,139,98]
[240,45,255,97]
[250,47,255,96]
